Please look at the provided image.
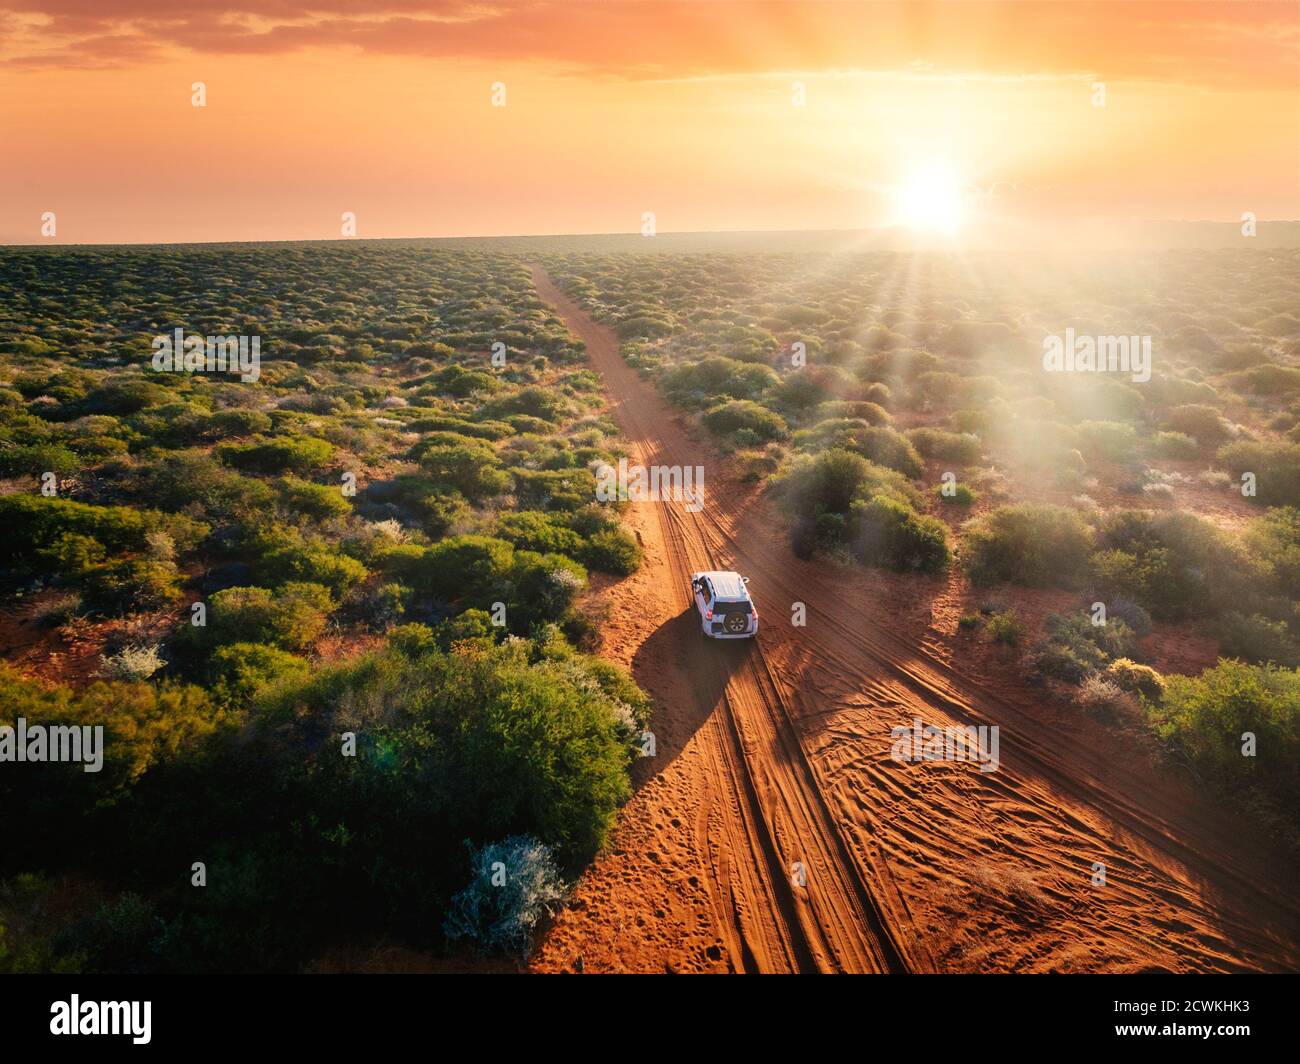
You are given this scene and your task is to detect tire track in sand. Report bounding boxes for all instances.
[532,266,904,973]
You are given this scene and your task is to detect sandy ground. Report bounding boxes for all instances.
[528,266,1300,974]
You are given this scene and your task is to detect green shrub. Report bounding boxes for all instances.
[419,442,512,500]
[364,582,413,629]
[776,448,918,518]
[494,512,584,557]
[417,535,515,602]
[937,482,977,506]
[481,385,568,423]
[1217,441,1300,507]
[848,496,949,574]
[906,428,982,464]
[144,451,274,519]
[703,400,787,441]
[835,424,924,477]
[37,532,106,575]
[1045,612,1138,661]
[256,544,368,597]
[615,315,674,339]
[511,467,596,512]
[208,643,310,705]
[508,552,588,627]
[1107,596,1154,636]
[985,611,1025,644]
[1245,507,1300,600]
[1033,644,1094,683]
[1093,510,1253,620]
[775,365,852,410]
[1148,661,1299,845]
[207,409,272,438]
[580,528,643,576]
[1032,612,1137,683]
[816,400,892,426]
[258,637,637,865]
[218,435,336,475]
[1230,363,1300,395]
[1151,431,1199,460]
[206,584,333,651]
[275,476,353,520]
[431,609,497,649]
[1106,658,1166,700]
[1163,405,1230,446]
[964,504,1093,587]
[1215,612,1300,667]
[0,443,81,477]
[793,420,924,476]
[388,622,439,657]
[0,495,207,564]
[1077,420,1139,462]
[663,357,778,403]
[81,559,183,612]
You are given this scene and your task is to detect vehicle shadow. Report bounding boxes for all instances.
[628,604,752,787]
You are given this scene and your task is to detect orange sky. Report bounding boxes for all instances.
[1,1,1297,244]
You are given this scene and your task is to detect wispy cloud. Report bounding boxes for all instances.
[1,1,1296,90]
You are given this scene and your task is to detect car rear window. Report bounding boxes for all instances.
[715,600,752,615]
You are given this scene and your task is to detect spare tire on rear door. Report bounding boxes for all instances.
[724,611,748,634]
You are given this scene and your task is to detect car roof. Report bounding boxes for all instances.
[698,570,748,599]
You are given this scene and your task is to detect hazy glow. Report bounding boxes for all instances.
[892,165,966,235]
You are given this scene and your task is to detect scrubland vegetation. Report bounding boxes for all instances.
[0,244,647,970]
[2,240,1298,969]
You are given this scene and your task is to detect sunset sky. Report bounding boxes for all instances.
[1,1,1297,244]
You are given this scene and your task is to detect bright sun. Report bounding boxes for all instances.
[892,165,966,235]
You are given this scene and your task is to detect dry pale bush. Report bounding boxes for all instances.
[1074,674,1137,716]
[144,529,176,561]
[101,643,166,681]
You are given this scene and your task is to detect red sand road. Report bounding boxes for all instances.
[529,266,1300,974]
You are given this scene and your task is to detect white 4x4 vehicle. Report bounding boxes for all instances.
[691,570,758,639]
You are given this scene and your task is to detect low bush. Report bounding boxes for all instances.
[986,611,1025,645]
[1217,441,1300,508]
[1105,658,1166,700]
[1074,674,1135,717]
[81,559,183,613]
[1151,431,1199,460]
[1147,661,1300,849]
[907,427,982,464]
[442,836,566,959]
[937,482,977,506]
[703,400,787,441]
[256,543,368,597]
[1215,612,1300,667]
[205,583,334,651]
[101,644,166,681]
[218,435,336,475]
[848,496,950,574]
[579,528,643,576]
[1164,404,1230,446]
[964,504,1093,588]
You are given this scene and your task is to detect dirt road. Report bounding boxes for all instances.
[529,266,1300,974]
